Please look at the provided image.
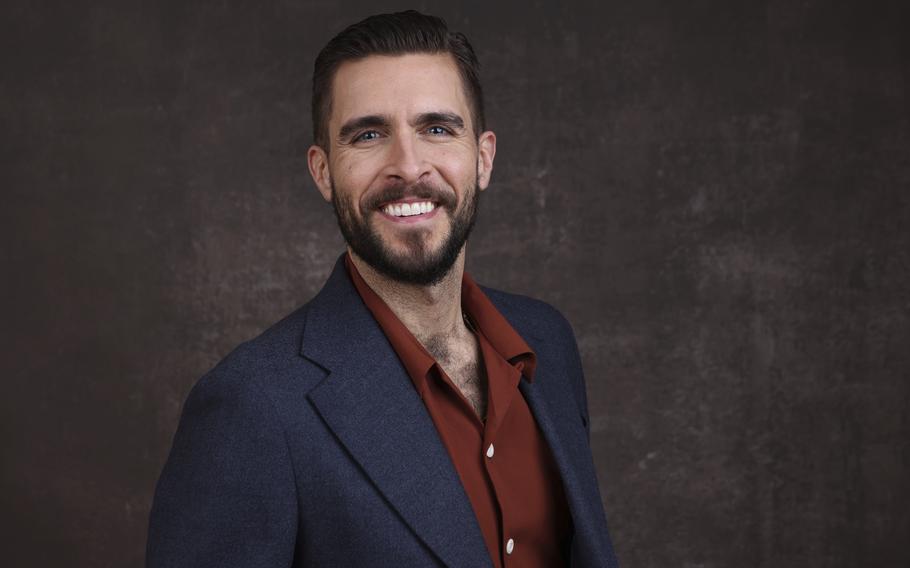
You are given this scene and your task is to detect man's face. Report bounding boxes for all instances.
[307,53,496,285]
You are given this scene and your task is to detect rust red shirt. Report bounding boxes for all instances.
[345,254,571,568]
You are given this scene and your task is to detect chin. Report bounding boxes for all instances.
[352,232,459,286]
[369,248,460,286]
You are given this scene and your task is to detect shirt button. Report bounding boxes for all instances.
[506,538,515,555]
[486,444,495,458]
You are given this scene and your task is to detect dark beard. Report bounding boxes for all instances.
[330,178,480,286]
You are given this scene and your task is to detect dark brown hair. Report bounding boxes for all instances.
[311,10,485,149]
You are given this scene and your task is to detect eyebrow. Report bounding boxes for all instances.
[413,111,465,131]
[336,111,467,142]
[337,114,392,141]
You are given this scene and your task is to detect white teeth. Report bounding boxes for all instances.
[382,201,435,217]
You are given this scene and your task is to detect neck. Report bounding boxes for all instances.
[348,248,469,343]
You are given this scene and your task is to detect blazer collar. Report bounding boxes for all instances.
[518,349,615,565]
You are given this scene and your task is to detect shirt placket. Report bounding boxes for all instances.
[477,331,523,567]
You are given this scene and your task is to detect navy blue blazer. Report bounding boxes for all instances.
[147,255,619,567]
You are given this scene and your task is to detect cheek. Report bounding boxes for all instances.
[432,151,477,186]
[332,159,378,201]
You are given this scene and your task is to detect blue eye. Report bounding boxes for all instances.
[355,130,381,142]
[426,125,450,135]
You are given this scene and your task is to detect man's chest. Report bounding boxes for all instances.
[428,333,489,419]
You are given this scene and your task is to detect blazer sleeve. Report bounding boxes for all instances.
[147,366,298,568]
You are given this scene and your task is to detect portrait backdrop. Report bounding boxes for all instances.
[2,0,908,567]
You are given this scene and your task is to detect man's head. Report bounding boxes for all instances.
[307,11,496,286]
[311,10,485,150]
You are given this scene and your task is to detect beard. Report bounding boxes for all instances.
[330,177,480,286]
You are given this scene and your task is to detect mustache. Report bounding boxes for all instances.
[363,181,456,211]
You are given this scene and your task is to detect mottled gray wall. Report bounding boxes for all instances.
[2,0,908,566]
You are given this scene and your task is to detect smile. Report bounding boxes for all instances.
[381,200,436,217]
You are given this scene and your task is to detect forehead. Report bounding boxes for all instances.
[329,53,472,131]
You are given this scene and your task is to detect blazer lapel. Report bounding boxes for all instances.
[512,326,616,567]
[301,257,492,568]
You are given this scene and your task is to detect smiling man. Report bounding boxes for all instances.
[147,11,619,568]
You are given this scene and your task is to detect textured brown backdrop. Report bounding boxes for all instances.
[2,0,908,566]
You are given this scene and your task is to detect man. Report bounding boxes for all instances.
[147,10,619,568]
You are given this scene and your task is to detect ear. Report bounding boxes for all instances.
[307,145,333,202]
[476,130,496,191]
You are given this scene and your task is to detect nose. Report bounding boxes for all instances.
[384,132,429,184]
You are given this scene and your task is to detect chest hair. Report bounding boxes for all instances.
[422,332,488,420]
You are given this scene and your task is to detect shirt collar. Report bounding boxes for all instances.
[344,253,537,384]
[460,271,537,381]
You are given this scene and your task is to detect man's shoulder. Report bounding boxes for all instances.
[481,284,589,419]
[193,300,320,400]
[479,284,576,343]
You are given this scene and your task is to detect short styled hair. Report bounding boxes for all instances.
[311,10,486,149]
